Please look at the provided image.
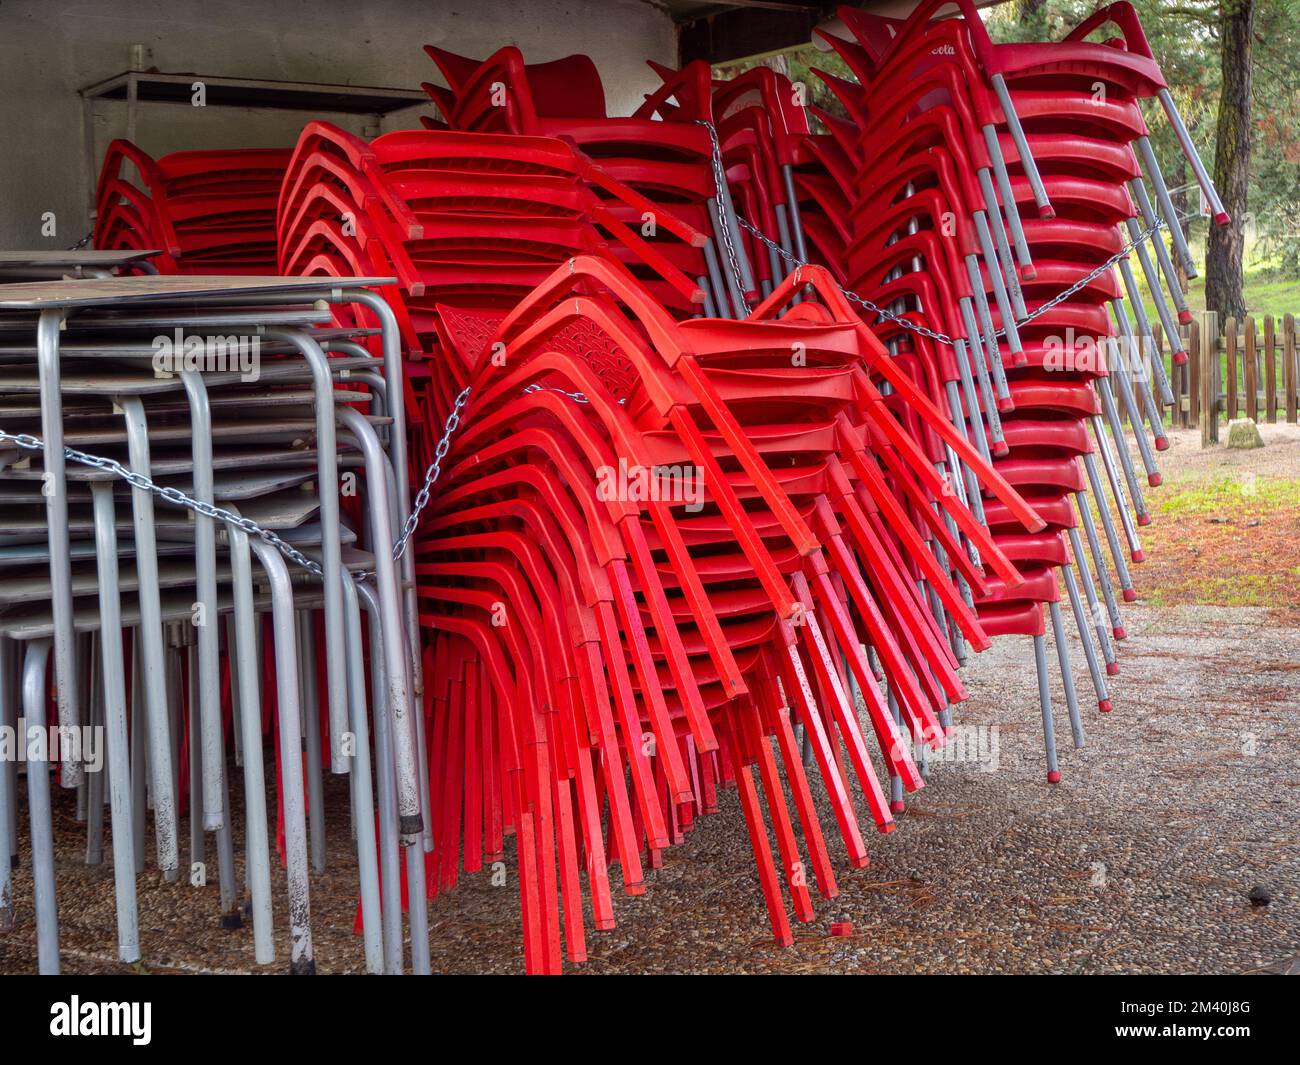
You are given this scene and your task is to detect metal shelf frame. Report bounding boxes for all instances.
[78,69,431,225]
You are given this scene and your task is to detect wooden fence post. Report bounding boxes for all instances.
[1201,310,1219,446]
[1286,314,1297,424]
[1264,315,1277,423]
[1188,317,1200,428]
[1244,316,1257,421]
[1224,316,1238,421]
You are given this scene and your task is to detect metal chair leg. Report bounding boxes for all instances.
[246,539,315,976]
[1033,633,1060,784]
[22,638,59,973]
[223,520,275,965]
[341,574,384,974]
[35,307,82,790]
[0,636,16,932]
[90,481,141,962]
[120,395,179,880]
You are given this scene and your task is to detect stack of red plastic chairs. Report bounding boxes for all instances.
[85,1,1225,974]
[398,3,1225,968]
[276,120,716,470]
[774,0,1228,782]
[273,121,1038,971]
[379,35,1034,972]
[413,257,1047,971]
[94,140,289,274]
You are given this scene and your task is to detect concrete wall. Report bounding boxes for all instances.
[0,0,676,247]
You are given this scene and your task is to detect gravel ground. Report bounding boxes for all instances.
[2,430,1297,975]
[4,609,1295,976]
[1157,422,1300,483]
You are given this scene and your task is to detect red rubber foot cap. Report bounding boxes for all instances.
[993,440,1010,457]
[1099,699,1113,713]
[1122,588,1137,603]
[1137,513,1152,526]
[998,397,1015,412]
[1047,770,1062,784]
[1114,626,1128,639]
[1040,205,1056,220]
[1155,437,1169,452]
[1131,549,1145,563]
[1173,349,1189,364]
[1020,265,1037,281]
[1106,662,1120,676]
[890,800,906,815]
[1214,211,1231,226]
[1148,472,1163,487]
[830,922,854,937]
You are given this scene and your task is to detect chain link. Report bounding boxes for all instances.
[696,120,751,310]
[697,120,1168,348]
[737,212,1166,347]
[390,384,471,563]
[523,382,590,403]
[0,427,329,576]
[0,383,473,582]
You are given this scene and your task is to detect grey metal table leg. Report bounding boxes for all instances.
[0,637,15,931]
[90,481,141,962]
[341,574,383,974]
[36,307,81,790]
[179,372,226,831]
[263,329,349,776]
[23,639,59,973]
[247,539,315,975]
[356,580,405,974]
[336,407,422,845]
[119,396,178,879]
[338,289,421,701]
[223,520,275,964]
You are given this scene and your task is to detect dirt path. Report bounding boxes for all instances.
[1126,424,1300,614]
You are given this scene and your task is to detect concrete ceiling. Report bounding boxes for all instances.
[660,0,1010,64]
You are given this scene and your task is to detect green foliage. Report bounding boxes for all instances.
[988,1,1299,280]
[722,2,1300,288]
[1157,474,1300,514]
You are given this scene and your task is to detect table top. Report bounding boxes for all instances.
[0,275,395,309]
[0,250,159,267]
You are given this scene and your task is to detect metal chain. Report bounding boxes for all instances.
[697,119,1168,348]
[390,384,471,563]
[0,427,328,577]
[523,382,590,403]
[522,382,626,406]
[737,212,1167,347]
[0,383,473,581]
[696,120,750,307]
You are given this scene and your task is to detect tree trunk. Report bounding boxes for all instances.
[1015,0,1049,16]
[1204,0,1255,319]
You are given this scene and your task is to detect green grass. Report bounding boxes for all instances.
[1131,231,1300,327]
[1156,474,1300,516]
[1142,573,1289,608]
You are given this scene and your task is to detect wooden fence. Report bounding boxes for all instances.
[1144,312,1299,444]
